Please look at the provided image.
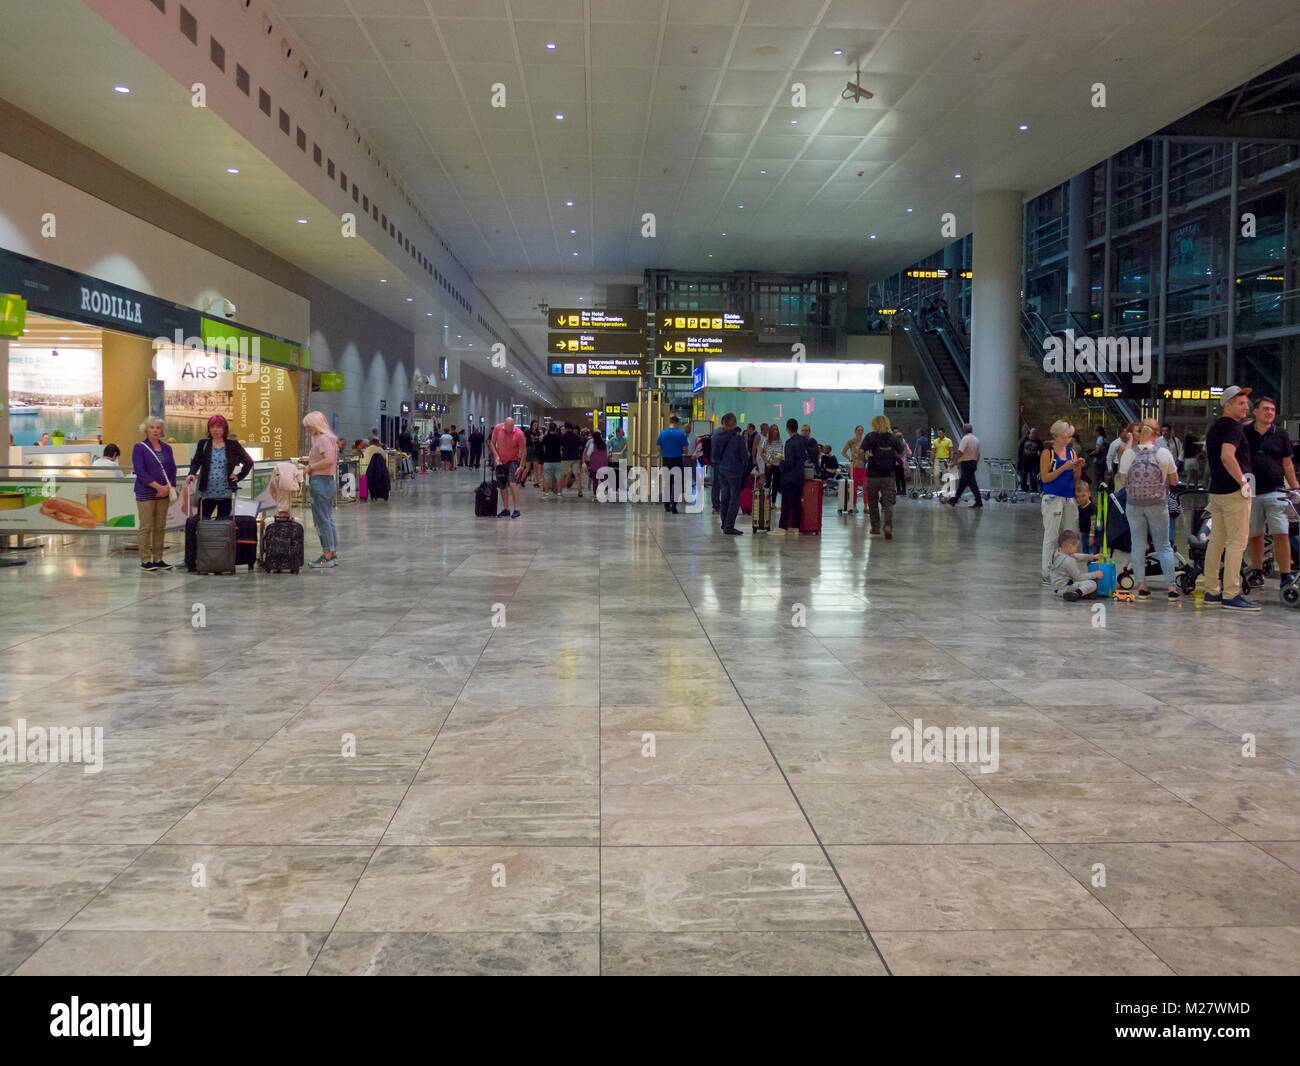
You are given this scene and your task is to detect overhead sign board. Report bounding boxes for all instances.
[657,312,752,332]
[548,357,643,378]
[549,331,644,355]
[547,308,645,330]
[905,269,972,280]
[660,334,746,357]
[653,357,694,378]
[692,365,705,393]
[1162,386,1224,402]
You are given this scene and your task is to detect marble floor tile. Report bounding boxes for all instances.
[335,846,599,933]
[14,930,327,976]
[874,929,1172,976]
[65,846,372,931]
[1045,842,1300,927]
[601,931,887,976]
[157,783,408,845]
[382,784,599,845]
[9,475,1295,975]
[829,844,1123,931]
[975,780,1241,842]
[600,846,862,932]
[310,931,600,975]
[601,734,782,785]
[602,784,814,846]
[1130,926,1300,976]
[0,844,144,928]
[414,736,599,787]
[794,781,1033,844]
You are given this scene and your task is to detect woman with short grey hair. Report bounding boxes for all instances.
[131,416,177,572]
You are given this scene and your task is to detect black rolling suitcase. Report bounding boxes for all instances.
[186,506,255,573]
[259,511,305,573]
[475,479,499,517]
[188,507,237,574]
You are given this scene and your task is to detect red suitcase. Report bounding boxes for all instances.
[799,479,823,534]
[740,475,754,515]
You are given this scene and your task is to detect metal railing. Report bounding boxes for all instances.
[1021,310,1139,425]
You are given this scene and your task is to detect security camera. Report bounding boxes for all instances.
[206,297,237,319]
[842,63,873,103]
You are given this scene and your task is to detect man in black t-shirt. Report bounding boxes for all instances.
[560,423,583,495]
[1244,396,1298,591]
[541,423,564,497]
[1202,386,1256,609]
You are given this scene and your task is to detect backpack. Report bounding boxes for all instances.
[1126,448,1167,504]
[867,434,898,475]
[587,446,608,474]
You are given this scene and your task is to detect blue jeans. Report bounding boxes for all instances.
[1127,501,1174,586]
[310,475,337,553]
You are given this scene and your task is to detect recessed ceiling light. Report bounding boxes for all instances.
[708,253,713,258]
[570,229,576,234]
[1018,124,1029,131]
[545,42,556,50]
[297,218,308,224]
[565,200,574,207]
[555,113,564,121]
[907,207,913,212]
[954,173,963,179]
[869,234,876,239]
[405,297,413,302]
[790,119,798,125]
[426,312,433,316]
[226,167,239,174]
[113,85,130,94]
[737,204,744,209]
[833,49,843,56]
[572,251,578,256]
[60,336,70,340]
[760,169,767,175]
[722,232,727,236]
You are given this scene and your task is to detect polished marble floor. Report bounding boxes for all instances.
[1,472,1297,975]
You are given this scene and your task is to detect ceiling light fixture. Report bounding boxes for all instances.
[907,207,913,212]
[297,218,308,224]
[833,49,843,56]
[954,173,963,179]
[1018,124,1029,131]
[545,42,556,50]
[869,234,876,239]
[565,200,574,207]
[380,278,387,283]
[113,85,130,94]
[226,167,239,174]
[555,113,564,120]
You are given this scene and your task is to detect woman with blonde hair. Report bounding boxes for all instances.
[132,415,177,572]
[302,411,340,567]
[1039,419,1086,585]
[862,413,904,537]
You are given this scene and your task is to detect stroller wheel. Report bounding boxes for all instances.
[1282,584,1300,606]
[1178,571,1198,594]
[1117,570,1135,591]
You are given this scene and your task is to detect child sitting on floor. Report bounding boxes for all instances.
[1051,529,1103,601]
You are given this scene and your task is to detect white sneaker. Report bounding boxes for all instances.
[770,528,786,536]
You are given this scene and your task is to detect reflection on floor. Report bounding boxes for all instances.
[1,473,1298,975]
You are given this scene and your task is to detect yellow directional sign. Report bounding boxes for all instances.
[547,308,645,330]
[658,311,751,332]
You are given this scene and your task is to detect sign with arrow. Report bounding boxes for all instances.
[653,357,694,378]
[657,311,751,332]
[548,308,645,330]
[549,331,644,355]
[660,334,746,357]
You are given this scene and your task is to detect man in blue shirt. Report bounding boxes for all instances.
[711,413,751,535]
[655,415,689,514]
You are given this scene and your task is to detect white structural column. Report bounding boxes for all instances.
[969,189,1024,467]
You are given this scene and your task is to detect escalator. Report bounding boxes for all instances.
[1020,310,1139,427]
[894,309,968,434]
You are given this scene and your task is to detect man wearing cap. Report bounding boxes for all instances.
[1244,396,1298,596]
[1202,386,1258,610]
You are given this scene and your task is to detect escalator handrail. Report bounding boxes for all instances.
[1020,308,1138,425]
[899,310,965,429]
[929,304,971,389]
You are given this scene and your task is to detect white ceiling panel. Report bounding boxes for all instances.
[362,20,447,63]
[589,23,661,67]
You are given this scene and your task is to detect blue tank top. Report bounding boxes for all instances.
[1043,447,1075,498]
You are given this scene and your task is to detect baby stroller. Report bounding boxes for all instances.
[1103,484,1201,594]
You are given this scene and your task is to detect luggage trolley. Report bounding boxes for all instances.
[984,457,1018,502]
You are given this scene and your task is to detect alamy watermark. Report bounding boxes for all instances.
[593,460,706,513]
[0,719,103,773]
[890,718,999,774]
[1041,329,1151,384]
